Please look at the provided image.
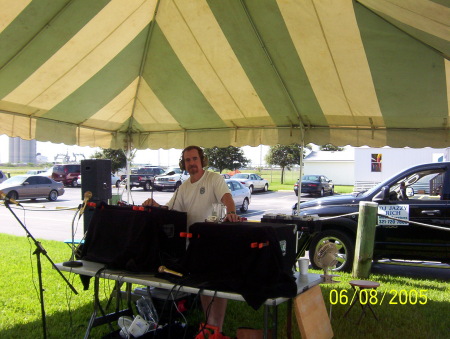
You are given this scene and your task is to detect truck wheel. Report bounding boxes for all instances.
[319,188,325,197]
[143,181,152,191]
[309,230,354,272]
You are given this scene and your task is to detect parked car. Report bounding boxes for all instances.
[292,162,450,272]
[52,164,81,187]
[121,166,166,190]
[74,173,122,188]
[231,173,269,193]
[294,175,334,197]
[26,169,47,175]
[221,173,231,179]
[39,167,54,178]
[0,170,8,184]
[225,179,251,212]
[0,175,65,201]
[153,168,189,191]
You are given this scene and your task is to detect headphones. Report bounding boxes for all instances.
[179,145,208,171]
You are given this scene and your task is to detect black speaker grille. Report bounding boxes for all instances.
[81,159,112,201]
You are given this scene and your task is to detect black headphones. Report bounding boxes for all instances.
[179,146,208,171]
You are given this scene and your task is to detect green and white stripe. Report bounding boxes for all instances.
[0,0,449,149]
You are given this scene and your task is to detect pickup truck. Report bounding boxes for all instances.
[122,166,166,191]
[153,167,189,191]
[288,162,450,272]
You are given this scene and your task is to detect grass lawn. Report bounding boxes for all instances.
[0,234,448,338]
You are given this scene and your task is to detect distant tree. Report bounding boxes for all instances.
[320,144,343,151]
[204,146,249,173]
[265,144,303,184]
[92,148,128,173]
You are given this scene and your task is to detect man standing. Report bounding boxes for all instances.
[143,145,240,334]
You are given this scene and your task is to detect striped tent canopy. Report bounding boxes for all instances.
[0,0,449,150]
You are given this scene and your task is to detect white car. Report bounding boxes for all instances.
[153,167,189,191]
[225,179,251,212]
[74,173,122,188]
[231,173,269,194]
[26,169,47,175]
[38,167,54,178]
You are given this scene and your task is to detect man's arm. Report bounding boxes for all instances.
[221,192,240,222]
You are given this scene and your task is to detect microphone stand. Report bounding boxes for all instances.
[4,202,78,339]
[62,206,83,267]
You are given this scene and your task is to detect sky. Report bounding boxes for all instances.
[0,134,270,167]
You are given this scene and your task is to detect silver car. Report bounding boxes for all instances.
[225,179,251,212]
[231,173,269,194]
[0,175,65,201]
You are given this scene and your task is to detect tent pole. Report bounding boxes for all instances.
[124,136,133,203]
[297,129,305,215]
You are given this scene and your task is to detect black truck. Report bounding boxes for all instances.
[122,166,166,191]
[283,162,450,272]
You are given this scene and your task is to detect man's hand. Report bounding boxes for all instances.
[224,211,241,222]
[142,198,160,207]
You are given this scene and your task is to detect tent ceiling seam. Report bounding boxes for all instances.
[0,0,74,72]
[240,0,306,131]
[173,1,248,124]
[355,0,450,60]
[311,0,358,128]
[127,0,161,134]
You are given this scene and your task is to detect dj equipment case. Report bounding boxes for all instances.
[175,222,298,309]
[80,205,187,273]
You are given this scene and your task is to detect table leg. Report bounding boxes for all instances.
[84,277,134,338]
[263,303,278,339]
[286,299,292,339]
[84,275,100,339]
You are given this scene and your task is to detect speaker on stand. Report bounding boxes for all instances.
[81,159,112,233]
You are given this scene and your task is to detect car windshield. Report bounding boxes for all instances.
[302,175,320,181]
[164,168,181,175]
[233,174,249,179]
[362,167,446,197]
[65,165,80,173]
[2,176,26,185]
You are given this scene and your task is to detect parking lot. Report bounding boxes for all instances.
[1,186,448,280]
[0,186,305,242]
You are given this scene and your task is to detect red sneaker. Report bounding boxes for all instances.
[194,324,231,339]
[195,324,219,339]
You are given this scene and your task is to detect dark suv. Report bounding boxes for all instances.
[52,164,81,187]
[292,162,450,271]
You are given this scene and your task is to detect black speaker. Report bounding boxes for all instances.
[81,159,112,201]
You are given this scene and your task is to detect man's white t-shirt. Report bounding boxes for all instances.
[166,171,230,227]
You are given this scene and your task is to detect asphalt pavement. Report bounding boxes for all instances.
[0,186,301,242]
[1,186,448,280]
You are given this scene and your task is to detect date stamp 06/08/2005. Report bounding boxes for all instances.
[329,289,429,306]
